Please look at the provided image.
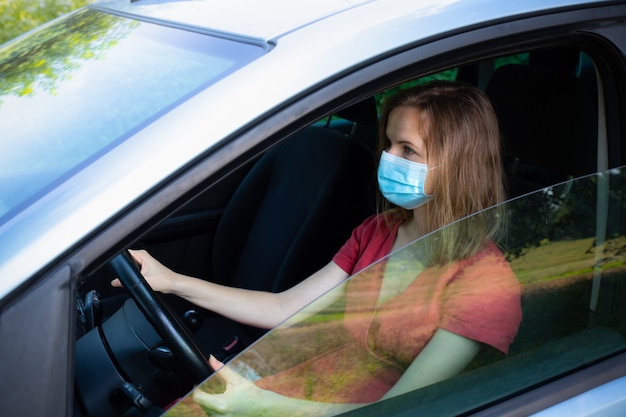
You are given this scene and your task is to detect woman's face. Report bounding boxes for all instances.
[385,106,438,195]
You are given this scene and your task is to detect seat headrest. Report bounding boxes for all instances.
[336,97,378,125]
[529,48,579,74]
[486,62,596,186]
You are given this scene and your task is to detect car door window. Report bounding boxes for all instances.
[165,166,626,416]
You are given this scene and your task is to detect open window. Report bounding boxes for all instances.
[385,46,601,199]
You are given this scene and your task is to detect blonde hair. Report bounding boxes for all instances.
[378,80,506,264]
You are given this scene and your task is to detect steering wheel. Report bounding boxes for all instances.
[109,250,213,383]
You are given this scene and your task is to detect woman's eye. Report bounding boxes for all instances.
[403,146,415,155]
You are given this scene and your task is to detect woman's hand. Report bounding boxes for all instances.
[110,249,178,294]
[193,356,358,417]
[193,356,283,416]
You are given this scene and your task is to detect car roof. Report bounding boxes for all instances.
[92,0,379,45]
[92,0,603,45]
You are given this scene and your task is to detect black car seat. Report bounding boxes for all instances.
[328,96,379,154]
[196,101,378,359]
[485,48,597,198]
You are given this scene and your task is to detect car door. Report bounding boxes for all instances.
[162,7,626,416]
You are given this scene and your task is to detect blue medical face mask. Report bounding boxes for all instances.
[377,150,433,210]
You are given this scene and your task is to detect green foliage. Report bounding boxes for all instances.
[0,9,133,100]
[374,68,458,111]
[0,0,89,45]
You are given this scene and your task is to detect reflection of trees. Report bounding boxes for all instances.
[0,0,88,45]
[0,9,136,100]
[505,170,626,260]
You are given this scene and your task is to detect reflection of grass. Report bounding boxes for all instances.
[169,236,626,416]
[509,236,626,285]
[303,311,344,324]
[471,235,626,369]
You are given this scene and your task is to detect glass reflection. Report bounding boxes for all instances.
[0,10,133,99]
[0,8,264,226]
[166,167,626,416]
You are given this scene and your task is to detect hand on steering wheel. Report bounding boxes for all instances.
[109,250,212,383]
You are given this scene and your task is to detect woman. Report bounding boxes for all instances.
[115,80,522,416]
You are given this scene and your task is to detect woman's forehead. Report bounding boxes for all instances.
[386,106,427,144]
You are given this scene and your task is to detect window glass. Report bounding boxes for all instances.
[0,8,265,227]
[166,167,626,416]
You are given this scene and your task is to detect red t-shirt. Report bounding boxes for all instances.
[334,214,521,353]
[257,214,522,403]
[333,213,401,276]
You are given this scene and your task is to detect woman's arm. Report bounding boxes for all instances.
[381,328,480,399]
[111,249,348,329]
[193,356,361,417]
[191,329,479,416]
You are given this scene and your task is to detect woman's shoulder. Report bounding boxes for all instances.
[459,240,515,276]
[482,240,506,257]
[357,211,403,235]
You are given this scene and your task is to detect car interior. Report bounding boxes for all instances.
[484,47,598,196]
[74,41,626,416]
